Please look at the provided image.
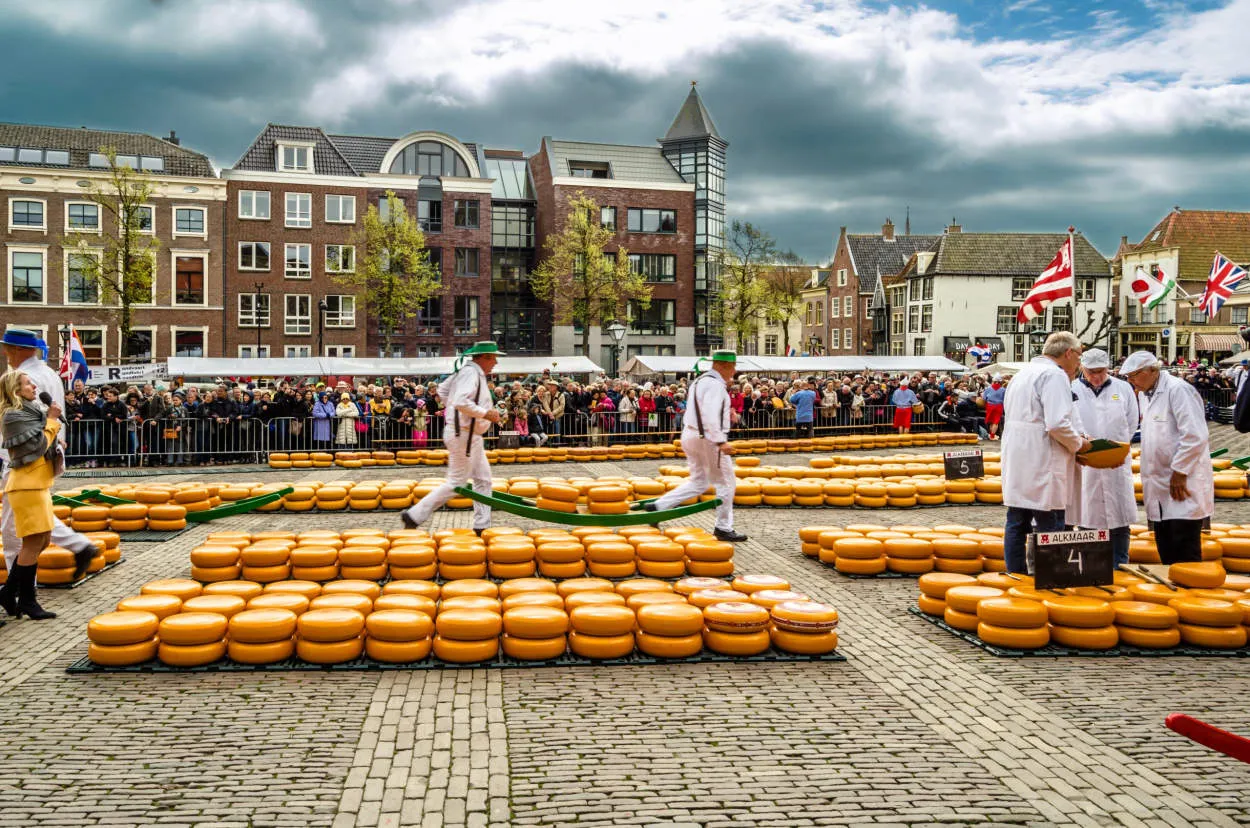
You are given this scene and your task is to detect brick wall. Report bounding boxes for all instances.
[828,229,858,353]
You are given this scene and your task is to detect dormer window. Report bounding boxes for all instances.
[569,161,610,178]
[277,142,314,173]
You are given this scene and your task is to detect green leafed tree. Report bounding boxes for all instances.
[338,190,442,355]
[71,148,160,362]
[718,220,781,353]
[530,192,651,356]
[761,251,809,355]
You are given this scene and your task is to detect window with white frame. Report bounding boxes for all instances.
[325,345,355,358]
[815,302,823,326]
[124,327,156,362]
[174,254,207,305]
[764,335,778,355]
[238,344,271,358]
[324,295,356,328]
[130,251,158,306]
[285,192,311,228]
[285,344,312,358]
[66,251,100,304]
[378,344,405,358]
[238,293,271,327]
[996,305,1018,333]
[891,308,903,336]
[891,340,903,356]
[1051,304,1072,331]
[284,243,311,279]
[66,202,100,232]
[1076,277,1096,302]
[921,277,933,301]
[921,305,932,332]
[1232,307,1249,326]
[325,194,355,224]
[1190,308,1208,324]
[830,298,840,319]
[9,248,45,303]
[830,328,840,350]
[914,338,926,356]
[173,206,206,236]
[837,268,847,287]
[864,298,872,319]
[124,204,154,234]
[238,190,271,220]
[453,295,479,335]
[76,327,105,363]
[277,143,313,173]
[843,296,852,317]
[805,303,812,326]
[909,305,920,332]
[239,241,271,271]
[172,328,205,357]
[1011,277,1033,301]
[10,199,45,230]
[844,327,853,349]
[285,294,311,334]
[325,244,355,273]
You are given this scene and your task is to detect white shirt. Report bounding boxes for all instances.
[1001,356,1084,511]
[1067,376,1138,528]
[1138,371,1214,521]
[438,363,492,436]
[682,371,730,443]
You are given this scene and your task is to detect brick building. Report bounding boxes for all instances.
[0,123,224,363]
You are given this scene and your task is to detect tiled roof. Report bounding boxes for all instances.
[544,139,686,184]
[232,124,360,175]
[931,232,1109,277]
[0,122,214,177]
[1129,209,1250,283]
[663,86,723,143]
[326,134,393,174]
[847,234,941,293]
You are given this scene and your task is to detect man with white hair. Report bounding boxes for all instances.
[1121,350,1212,564]
[1001,331,1090,573]
[1068,348,1139,566]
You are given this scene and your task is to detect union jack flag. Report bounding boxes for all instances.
[1198,252,1248,317]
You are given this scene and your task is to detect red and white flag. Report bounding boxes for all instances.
[1017,235,1074,324]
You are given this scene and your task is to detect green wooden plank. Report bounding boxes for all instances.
[1211,448,1229,458]
[186,487,295,523]
[453,486,717,526]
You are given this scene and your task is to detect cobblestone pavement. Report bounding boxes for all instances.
[1,428,1248,826]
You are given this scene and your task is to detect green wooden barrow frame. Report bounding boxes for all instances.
[453,486,718,527]
[53,487,295,523]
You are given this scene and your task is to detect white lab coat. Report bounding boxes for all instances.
[654,371,734,531]
[1067,376,1139,528]
[1138,371,1214,522]
[1001,356,1085,511]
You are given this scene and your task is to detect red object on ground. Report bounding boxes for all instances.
[1166,714,1250,764]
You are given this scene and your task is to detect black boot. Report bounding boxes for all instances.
[13,564,55,620]
[0,573,16,618]
[71,543,98,581]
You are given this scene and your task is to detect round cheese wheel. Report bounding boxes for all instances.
[489,579,553,600]
[191,565,242,583]
[298,608,365,642]
[202,581,264,601]
[229,638,295,664]
[564,592,627,612]
[89,636,158,666]
[918,573,977,599]
[731,575,789,594]
[635,603,703,637]
[703,628,770,656]
[586,485,629,502]
[432,634,498,662]
[387,547,437,567]
[487,543,536,564]
[1112,601,1180,629]
[107,519,146,533]
[635,630,702,658]
[684,560,734,578]
[365,637,432,663]
[1167,597,1242,627]
[538,561,586,579]
[834,556,887,576]
[688,589,749,609]
[943,606,981,631]
[934,557,984,575]
[833,538,884,561]
[297,636,364,664]
[568,631,635,659]
[158,612,228,646]
[1049,623,1118,650]
[887,557,935,575]
[569,604,636,636]
[1117,624,1181,649]
[770,601,839,633]
[71,505,110,523]
[501,634,567,661]
[916,594,946,616]
[320,579,382,600]
[975,597,1047,628]
[535,542,585,563]
[945,586,1006,615]
[770,626,838,654]
[310,593,375,615]
[1168,561,1226,589]
[116,593,182,619]
[585,542,636,564]
[704,602,770,633]
[749,590,810,610]
[502,606,569,639]
[337,548,386,567]
[365,609,434,642]
[1129,583,1187,605]
[1178,622,1247,648]
[440,579,498,599]
[612,579,671,598]
[883,538,933,560]
[635,542,686,563]
[241,563,294,585]
[556,578,614,598]
[976,621,1049,649]
[88,611,160,646]
[501,593,563,613]
[159,639,227,667]
[682,541,734,563]
[382,580,440,601]
[181,594,247,619]
[435,608,503,640]
[261,580,322,599]
[142,578,203,601]
[189,546,240,568]
[247,593,310,614]
[673,577,729,596]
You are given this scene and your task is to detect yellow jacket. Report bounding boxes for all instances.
[5,419,60,492]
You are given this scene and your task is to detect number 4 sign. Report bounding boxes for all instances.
[1030,529,1114,589]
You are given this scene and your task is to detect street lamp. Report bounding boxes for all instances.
[317,298,328,357]
[252,281,264,358]
[606,320,627,377]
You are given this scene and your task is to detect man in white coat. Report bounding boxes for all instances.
[642,350,745,542]
[0,327,97,607]
[1121,350,1213,564]
[1068,348,1138,566]
[402,341,503,533]
[1001,331,1091,573]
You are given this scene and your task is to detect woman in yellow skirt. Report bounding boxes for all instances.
[0,371,61,619]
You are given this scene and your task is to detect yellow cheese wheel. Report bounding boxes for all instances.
[1112,601,1179,629]
[247,592,310,614]
[703,601,771,633]
[148,504,188,521]
[432,634,498,662]
[381,581,440,601]
[635,541,686,563]
[240,563,292,584]
[1049,623,1118,650]
[944,586,1005,615]
[555,577,614,598]
[228,637,295,664]
[634,603,703,637]
[365,609,434,642]
[1168,561,1226,589]
[501,634,567,661]
[564,592,627,612]
[260,580,321,600]
[918,573,978,598]
[769,626,838,654]
[89,636,158,666]
[88,611,160,646]
[189,546,242,568]
[635,630,703,658]
[1041,596,1117,628]
[108,503,148,521]
[673,577,729,596]
[584,542,635,564]
[1117,625,1181,649]
[486,543,536,564]
[976,621,1049,649]
[568,604,636,636]
[703,628,770,656]
[297,608,365,642]
[587,501,630,515]
[535,542,585,563]
[885,557,933,575]
[1167,597,1242,627]
[769,601,838,633]
[297,636,364,664]
[934,557,983,574]
[435,608,503,640]
[682,541,733,563]
[883,538,933,560]
[1178,622,1247,648]
[310,593,375,615]
[322,579,383,599]
[688,589,749,609]
[387,546,437,567]
[181,594,247,619]
[975,597,1047,628]
[832,556,886,576]
[338,547,387,567]
[286,547,336,567]
[502,593,563,613]
[568,630,635,659]
[159,639,227,667]
[916,593,946,616]
[943,606,980,631]
[731,575,789,594]
[116,593,182,619]
[71,505,110,523]
[1129,583,1186,605]
[683,559,733,577]
[501,606,568,639]
[142,578,203,601]
[365,637,432,663]
[157,612,227,646]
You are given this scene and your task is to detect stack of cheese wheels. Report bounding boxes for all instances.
[501,592,569,660]
[700,601,771,656]
[283,486,316,512]
[1113,601,1181,649]
[916,573,977,617]
[70,505,109,533]
[116,591,182,620]
[536,482,580,515]
[190,543,242,583]
[832,537,886,576]
[1168,594,1247,649]
[437,530,487,580]
[379,483,413,510]
[1220,536,1250,574]
[942,584,1005,632]
[315,485,349,511]
[173,487,212,517]
[297,605,366,664]
[932,534,983,575]
[366,606,434,663]
[388,535,437,580]
[146,502,188,531]
[434,591,501,662]
[249,580,319,614]
[634,592,704,654]
[944,479,976,505]
[799,526,836,559]
[157,609,228,667]
[975,595,1050,649]
[35,546,83,585]
[348,484,381,512]
[884,536,934,576]
[565,579,635,659]
[486,531,536,579]
[228,607,298,664]
[635,536,686,579]
[586,485,630,515]
[240,539,293,584]
[107,502,148,533]
[769,600,839,654]
[339,535,388,581]
[681,538,733,578]
[290,539,340,583]
[536,534,585,579]
[88,610,160,666]
[1042,595,1118,649]
[585,533,636,579]
[975,531,1006,572]
[86,531,123,564]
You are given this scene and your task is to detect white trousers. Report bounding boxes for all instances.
[652,433,735,531]
[404,430,493,529]
[0,468,94,570]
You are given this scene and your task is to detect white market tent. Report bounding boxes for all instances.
[165,355,603,379]
[971,361,1032,376]
[1220,350,1250,366]
[620,354,966,377]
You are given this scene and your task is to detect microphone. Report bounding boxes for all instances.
[39,392,53,406]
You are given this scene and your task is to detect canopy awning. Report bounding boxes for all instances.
[165,355,604,378]
[942,336,971,352]
[978,337,1006,353]
[621,354,967,376]
[1195,334,1241,352]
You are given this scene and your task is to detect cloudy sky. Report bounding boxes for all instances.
[3,0,1248,263]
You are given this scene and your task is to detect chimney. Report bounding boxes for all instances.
[165,130,180,146]
[882,218,895,241]
[946,217,962,234]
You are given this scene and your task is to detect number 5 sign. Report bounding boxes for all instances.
[943,450,984,480]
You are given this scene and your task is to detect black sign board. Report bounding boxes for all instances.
[1030,529,1114,589]
[943,449,984,480]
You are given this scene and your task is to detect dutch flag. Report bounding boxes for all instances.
[59,325,91,385]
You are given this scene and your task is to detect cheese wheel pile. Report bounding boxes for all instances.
[914,564,1250,651]
[87,571,838,667]
[800,524,1005,577]
[32,531,123,586]
[185,526,734,585]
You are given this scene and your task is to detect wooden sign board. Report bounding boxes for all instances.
[1030,529,1114,589]
[943,449,984,480]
